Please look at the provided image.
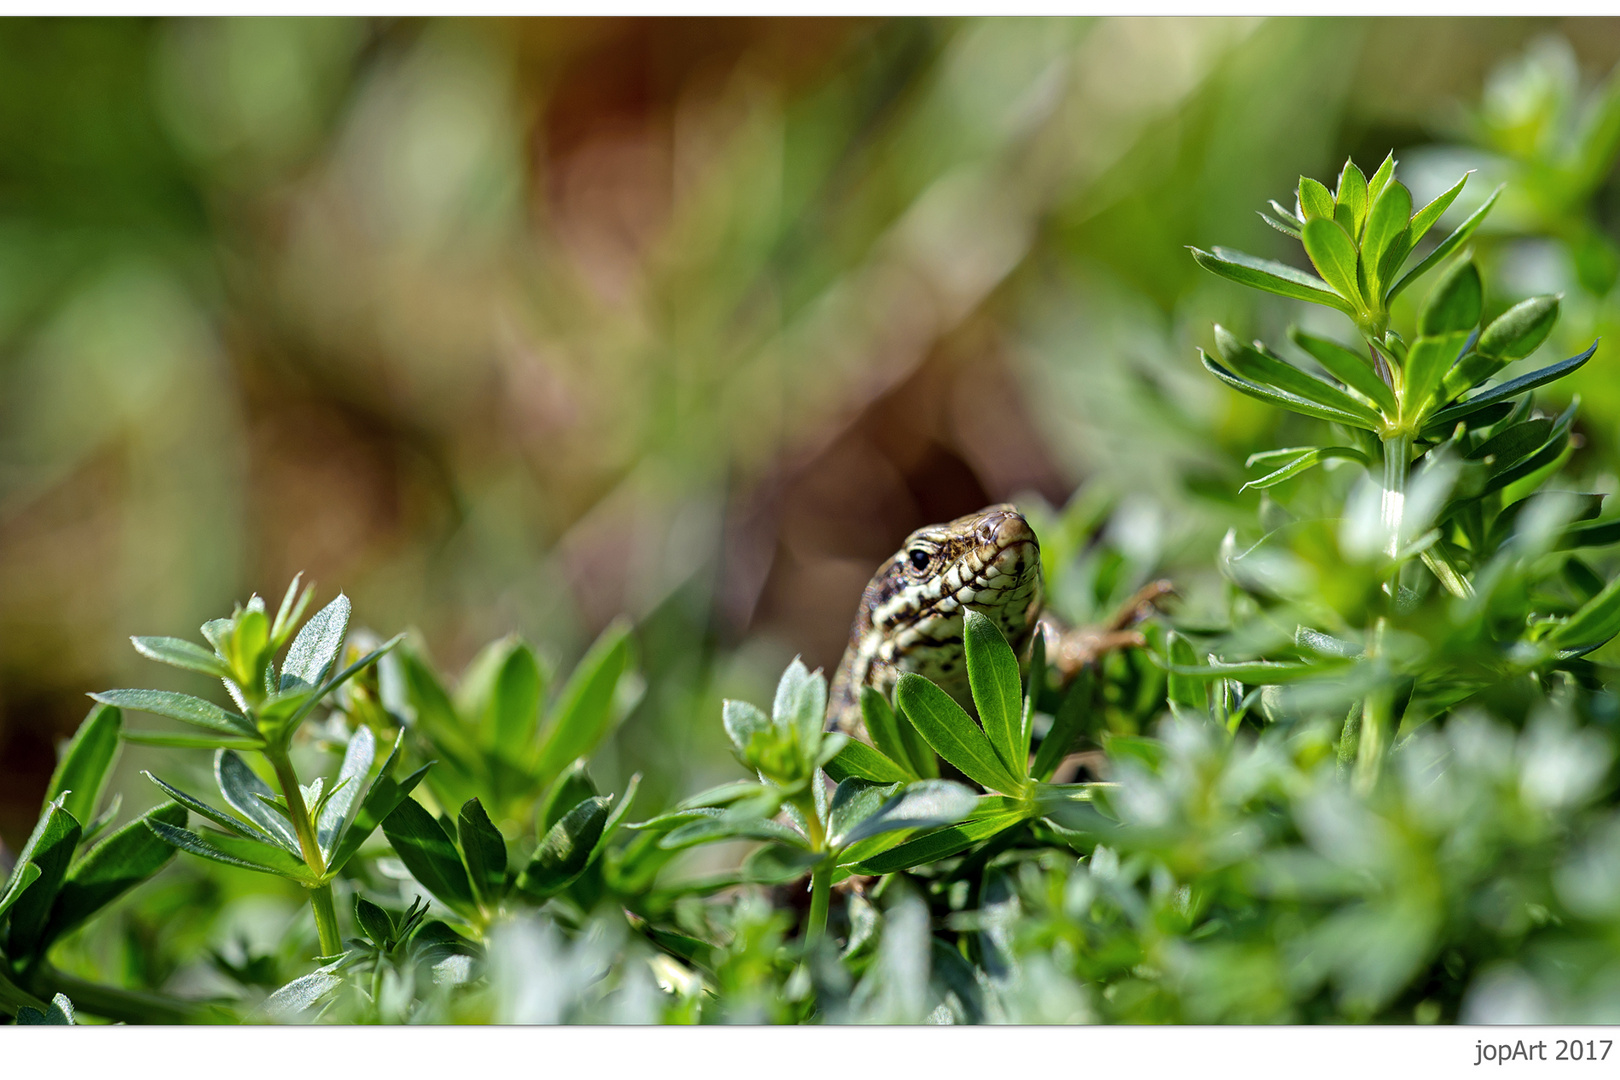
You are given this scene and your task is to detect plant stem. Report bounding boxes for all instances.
[1381,432,1412,565]
[264,745,343,957]
[806,860,831,944]
[0,964,47,1017]
[1354,675,1393,794]
[309,883,343,957]
[33,965,229,1024]
[793,790,831,945]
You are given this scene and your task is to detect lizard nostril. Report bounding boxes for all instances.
[992,513,1033,548]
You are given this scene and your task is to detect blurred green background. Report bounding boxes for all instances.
[5,15,1620,854]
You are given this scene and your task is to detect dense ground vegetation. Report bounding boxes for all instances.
[5,23,1620,1025]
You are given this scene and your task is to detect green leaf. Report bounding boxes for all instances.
[533,619,632,784]
[837,780,978,848]
[823,739,913,784]
[1424,342,1598,433]
[276,633,405,741]
[2,799,81,957]
[1259,211,1301,239]
[722,699,771,755]
[1216,329,1383,426]
[1366,194,1413,298]
[16,993,76,1025]
[44,703,121,828]
[316,725,376,858]
[130,636,231,679]
[327,737,429,875]
[895,673,1024,795]
[1334,159,1368,237]
[1477,295,1559,361]
[519,796,611,897]
[963,609,1027,777]
[1241,446,1368,492]
[1466,419,1554,468]
[852,802,1025,874]
[146,820,315,882]
[0,864,42,924]
[1201,353,1380,430]
[41,802,185,946]
[1161,658,1331,684]
[1407,172,1469,247]
[1288,328,1398,414]
[742,844,824,884]
[1418,259,1482,336]
[1404,331,1473,418]
[657,813,805,852]
[355,896,395,946]
[1389,186,1501,302]
[1559,519,1620,551]
[1301,217,1364,307]
[215,750,300,853]
[90,689,254,738]
[222,605,271,690]
[457,798,507,908]
[279,593,350,692]
[121,731,264,751]
[1550,572,1620,654]
[457,636,545,759]
[142,771,265,839]
[1031,669,1091,783]
[593,774,642,864]
[538,760,599,835]
[1365,152,1395,205]
[826,778,901,848]
[1298,175,1335,220]
[381,798,478,919]
[1480,407,1573,497]
[857,687,919,779]
[1165,632,1210,714]
[269,574,312,647]
[487,641,544,758]
[1190,247,1355,315]
[772,655,828,753]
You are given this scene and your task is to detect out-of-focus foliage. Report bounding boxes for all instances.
[8,19,1620,1026]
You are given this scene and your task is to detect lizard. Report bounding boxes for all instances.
[824,502,1171,742]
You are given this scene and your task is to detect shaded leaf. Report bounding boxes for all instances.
[839,780,978,848]
[317,725,376,858]
[824,739,912,785]
[381,798,477,919]
[215,750,300,853]
[895,673,1024,795]
[42,802,186,946]
[457,798,507,908]
[1288,328,1398,414]
[520,796,611,897]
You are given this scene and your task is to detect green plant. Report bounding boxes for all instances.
[94,578,404,959]
[1189,157,1612,791]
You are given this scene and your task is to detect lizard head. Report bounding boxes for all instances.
[866,503,1043,682]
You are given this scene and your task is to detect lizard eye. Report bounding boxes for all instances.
[908,548,931,572]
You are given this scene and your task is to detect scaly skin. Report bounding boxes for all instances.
[825,504,1175,745]
[826,504,1042,738]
